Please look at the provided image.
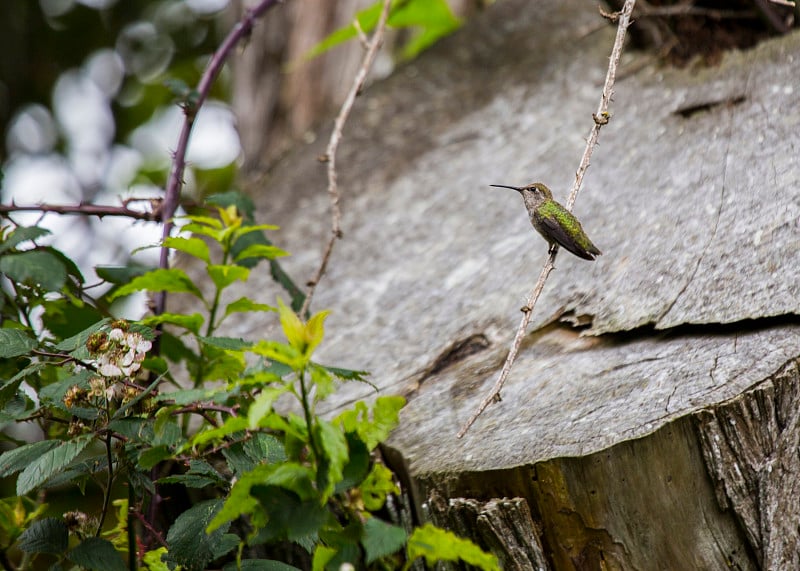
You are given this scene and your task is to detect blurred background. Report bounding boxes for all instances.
[0,0,480,297]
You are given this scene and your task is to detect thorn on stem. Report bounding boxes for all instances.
[317,154,330,163]
[353,18,369,49]
[598,5,620,22]
[492,392,502,403]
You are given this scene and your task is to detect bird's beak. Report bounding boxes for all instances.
[490,184,524,192]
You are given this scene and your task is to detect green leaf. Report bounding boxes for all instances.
[206,191,257,221]
[243,433,286,465]
[224,297,275,317]
[142,547,170,571]
[69,537,127,571]
[407,523,500,571]
[320,365,372,383]
[53,319,110,352]
[137,445,172,470]
[250,340,303,369]
[159,460,227,489]
[335,432,370,494]
[198,335,252,351]
[0,250,67,290]
[360,463,399,512]
[276,298,305,353]
[314,419,348,500]
[141,312,205,334]
[233,244,287,262]
[17,435,92,495]
[362,517,407,564]
[0,226,50,253]
[0,441,60,478]
[180,214,223,229]
[223,560,302,571]
[0,329,37,358]
[335,396,405,451]
[207,264,249,291]
[165,500,230,571]
[390,0,461,59]
[312,546,336,571]
[16,517,68,554]
[191,416,249,449]
[94,264,150,285]
[248,387,289,430]
[108,268,203,301]
[304,309,330,357]
[249,485,327,542]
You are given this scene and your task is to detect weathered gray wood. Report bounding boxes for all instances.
[178,0,800,567]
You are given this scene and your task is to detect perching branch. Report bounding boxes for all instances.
[457,0,637,439]
[154,0,283,317]
[299,0,393,318]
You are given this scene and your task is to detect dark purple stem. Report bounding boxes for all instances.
[154,0,283,317]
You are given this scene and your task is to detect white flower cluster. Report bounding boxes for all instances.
[92,327,153,379]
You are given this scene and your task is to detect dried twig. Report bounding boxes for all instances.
[154,0,283,317]
[0,200,162,221]
[299,0,392,318]
[457,0,637,439]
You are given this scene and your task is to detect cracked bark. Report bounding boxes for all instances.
[694,359,800,569]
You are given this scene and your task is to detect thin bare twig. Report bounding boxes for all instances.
[0,201,161,221]
[299,0,392,318]
[767,0,795,7]
[154,0,283,317]
[457,0,637,438]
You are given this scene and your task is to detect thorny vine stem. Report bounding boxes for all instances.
[457,0,637,438]
[154,0,283,317]
[299,0,393,318]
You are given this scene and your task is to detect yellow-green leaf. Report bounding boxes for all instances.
[277,298,306,353]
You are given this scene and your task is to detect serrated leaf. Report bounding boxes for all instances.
[233,244,287,262]
[243,433,286,465]
[0,440,60,478]
[407,524,500,571]
[0,329,37,358]
[69,537,127,571]
[224,297,275,317]
[360,463,399,512]
[16,517,68,554]
[314,419,348,500]
[108,268,203,301]
[362,517,407,564]
[0,250,67,290]
[53,319,110,352]
[141,312,205,334]
[142,547,170,571]
[207,264,249,291]
[250,340,302,369]
[166,500,229,571]
[0,226,51,253]
[163,236,211,264]
[17,435,92,495]
[335,396,405,451]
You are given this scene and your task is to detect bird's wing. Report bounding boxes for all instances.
[534,210,597,260]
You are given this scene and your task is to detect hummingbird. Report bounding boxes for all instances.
[490,182,602,261]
